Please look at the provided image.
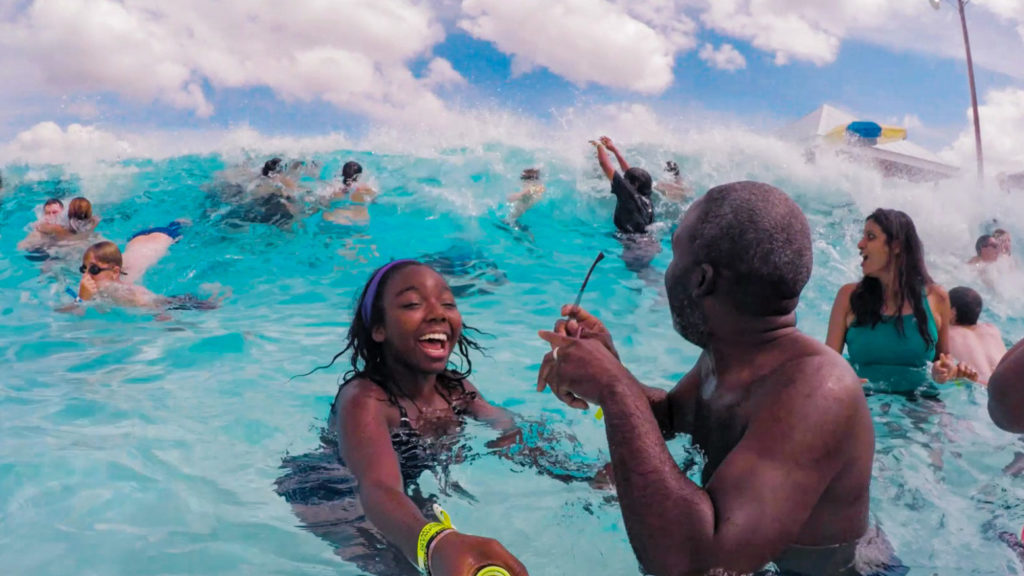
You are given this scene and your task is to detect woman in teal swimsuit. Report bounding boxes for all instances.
[825,208,975,387]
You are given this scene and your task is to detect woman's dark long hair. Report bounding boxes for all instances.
[850,208,935,349]
[300,260,484,409]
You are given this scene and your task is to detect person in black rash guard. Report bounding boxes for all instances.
[590,136,660,274]
[591,136,653,234]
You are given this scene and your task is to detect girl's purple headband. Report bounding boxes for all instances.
[361,259,416,324]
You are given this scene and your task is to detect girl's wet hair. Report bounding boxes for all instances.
[262,158,283,177]
[342,161,362,186]
[298,260,484,408]
[67,197,92,220]
[850,208,935,349]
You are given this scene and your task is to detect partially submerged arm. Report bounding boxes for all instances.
[824,284,854,355]
[336,385,428,564]
[337,382,528,575]
[930,286,952,359]
[462,380,517,432]
[929,287,976,382]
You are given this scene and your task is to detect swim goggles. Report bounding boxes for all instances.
[79,263,115,275]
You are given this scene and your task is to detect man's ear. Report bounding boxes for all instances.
[372,325,386,343]
[694,263,715,297]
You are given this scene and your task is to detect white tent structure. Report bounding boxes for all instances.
[780,104,959,182]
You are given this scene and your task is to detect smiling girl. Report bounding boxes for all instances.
[308,260,527,576]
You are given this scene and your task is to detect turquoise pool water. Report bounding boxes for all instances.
[2,142,1024,575]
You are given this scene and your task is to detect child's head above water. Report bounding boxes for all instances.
[341,161,363,186]
[80,241,124,285]
[306,260,485,402]
[350,259,483,377]
[67,197,97,233]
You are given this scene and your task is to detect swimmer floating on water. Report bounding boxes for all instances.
[72,222,218,311]
[19,196,100,256]
[17,197,66,253]
[324,161,378,225]
[653,160,692,203]
[287,260,527,576]
[505,168,544,224]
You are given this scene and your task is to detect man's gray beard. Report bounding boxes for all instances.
[672,295,709,348]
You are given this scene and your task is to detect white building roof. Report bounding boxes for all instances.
[780,104,959,181]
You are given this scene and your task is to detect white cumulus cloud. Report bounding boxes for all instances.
[2,122,133,165]
[0,0,454,122]
[697,0,1024,76]
[423,58,468,88]
[698,43,746,71]
[458,0,682,94]
[943,87,1024,177]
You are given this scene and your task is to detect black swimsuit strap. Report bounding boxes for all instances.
[395,401,414,428]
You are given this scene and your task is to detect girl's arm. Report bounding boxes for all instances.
[337,381,528,575]
[461,380,517,431]
[929,285,952,358]
[825,284,855,355]
[929,286,976,382]
[336,383,430,564]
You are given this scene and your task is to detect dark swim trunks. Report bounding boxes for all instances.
[165,294,218,311]
[129,221,184,242]
[758,525,910,576]
[23,249,52,262]
[611,172,654,234]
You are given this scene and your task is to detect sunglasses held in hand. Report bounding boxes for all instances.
[571,251,606,420]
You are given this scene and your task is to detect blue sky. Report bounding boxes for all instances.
[1,0,1022,168]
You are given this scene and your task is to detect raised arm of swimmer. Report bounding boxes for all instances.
[600,136,630,173]
[591,139,616,181]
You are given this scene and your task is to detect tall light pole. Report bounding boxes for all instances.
[931,0,984,182]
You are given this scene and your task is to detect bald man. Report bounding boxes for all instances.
[538,182,896,575]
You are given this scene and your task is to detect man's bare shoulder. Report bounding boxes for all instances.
[769,333,864,406]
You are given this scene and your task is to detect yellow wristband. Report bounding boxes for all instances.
[476,567,512,576]
[416,504,455,574]
[417,523,450,573]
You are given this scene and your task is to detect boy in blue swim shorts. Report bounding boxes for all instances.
[121,219,188,284]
